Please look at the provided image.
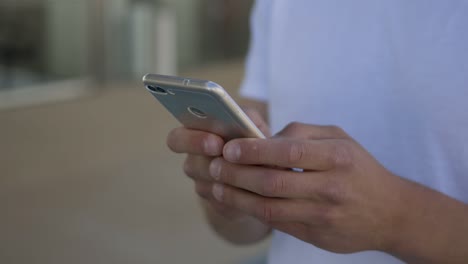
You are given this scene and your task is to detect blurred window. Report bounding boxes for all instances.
[0,0,253,108]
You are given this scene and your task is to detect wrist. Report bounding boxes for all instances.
[383,178,468,263]
[382,178,428,260]
[375,174,419,254]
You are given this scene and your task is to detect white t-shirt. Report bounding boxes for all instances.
[240,0,468,263]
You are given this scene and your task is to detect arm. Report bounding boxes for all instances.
[387,182,468,264]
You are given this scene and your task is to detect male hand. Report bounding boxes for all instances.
[209,122,412,253]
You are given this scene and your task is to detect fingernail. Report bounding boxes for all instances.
[224,143,241,162]
[209,159,222,180]
[212,184,224,202]
[204,136,219,156]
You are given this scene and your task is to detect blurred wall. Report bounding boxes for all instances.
[45,1,90,78]
[171,0,202,68]
[0,1,268,263]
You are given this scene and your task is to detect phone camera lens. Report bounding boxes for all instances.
[147,85,168,95]
[188,106,207,119]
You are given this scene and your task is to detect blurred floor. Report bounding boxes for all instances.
[0,61,270,264]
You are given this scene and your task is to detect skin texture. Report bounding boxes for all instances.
[167,99,468,263]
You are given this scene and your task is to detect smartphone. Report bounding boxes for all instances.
[143,74,265,140]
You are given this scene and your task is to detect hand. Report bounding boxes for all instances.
[166,108,271,221]
[209,122,412,253]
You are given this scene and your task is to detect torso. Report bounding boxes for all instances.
[262,0,468,263]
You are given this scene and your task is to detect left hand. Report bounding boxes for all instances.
[208,122,412,253]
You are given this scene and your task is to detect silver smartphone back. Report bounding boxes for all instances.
[143,74,265,140]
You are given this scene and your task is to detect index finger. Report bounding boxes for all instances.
[167,127,224,156]
[223,138,352,170]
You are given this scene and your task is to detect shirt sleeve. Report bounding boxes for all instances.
[239,0,272,102]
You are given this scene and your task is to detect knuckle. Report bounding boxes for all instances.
[315,206,340,227]
[327,125,345,135]
[284,122,305,133]
[329,141,354,167]
[255,199,275,223]
[326,125,349,139]
[288,141,306,164]
[320,178,347,203]
[261,172,287,197]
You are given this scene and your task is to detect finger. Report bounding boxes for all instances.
[212,183,313,223]
[244,108,271,137]
[183,155,213,181]
[223,138,353,170]
[167,127,224,156]
[196,181,245,218]
[194,180,214,200]
[275,122,349,140]
[210,158,325,199]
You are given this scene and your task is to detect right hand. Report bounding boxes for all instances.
[166,109,270,220]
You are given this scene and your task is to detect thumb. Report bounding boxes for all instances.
[275,122,349,140]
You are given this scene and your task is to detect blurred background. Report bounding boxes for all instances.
[1,0,270,263]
